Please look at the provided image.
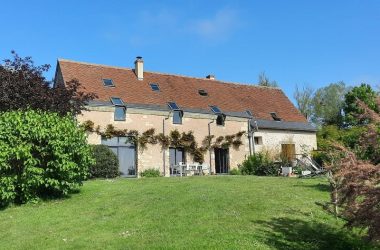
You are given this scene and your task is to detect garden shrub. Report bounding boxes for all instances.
[240,153,279,176]
[229,168,241,175]
[0,110,94,206]
[140,169,161,177]
[90,145,120,178]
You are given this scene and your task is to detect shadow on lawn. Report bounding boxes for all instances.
[295,182,331,192]
[254,217,371,250]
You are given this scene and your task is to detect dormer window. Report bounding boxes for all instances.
[216,114,226,126]
[103,78,114,87]
[168,102,183,125]
[210,106,225,126]
[111,97,126,121]
[150,83,160,91]
[270,112,281,121]
[173,110,183,124]
[198,89,208,96]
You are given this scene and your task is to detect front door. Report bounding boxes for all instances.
[214,148,229,174]
[118,146,136,176]
[169,147,185,175]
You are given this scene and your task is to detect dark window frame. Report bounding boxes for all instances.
[103,78,115,87]
[198,89,208,96]
[270,112,281,121]
[150,83,160,91]
[254,136,263,145]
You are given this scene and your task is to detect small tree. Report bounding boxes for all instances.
[0,51,96,115]
[323,99,380,243]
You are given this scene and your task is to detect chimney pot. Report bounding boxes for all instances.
[206,74,215,80]
[134,56,144,80]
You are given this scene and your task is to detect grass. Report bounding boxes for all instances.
[0,176,376,249]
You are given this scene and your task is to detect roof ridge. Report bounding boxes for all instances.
[57,58,280,90]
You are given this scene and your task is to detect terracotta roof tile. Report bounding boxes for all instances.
[57,59,307,123]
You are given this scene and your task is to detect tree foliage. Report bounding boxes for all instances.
[312,81,348,126]
[90,145,120,178]
[343,83,379,126]
[0,110,94,206]
[0,51,96,115]
[322,100,380,243]
[258,72,278,87]
[294,84,314,120]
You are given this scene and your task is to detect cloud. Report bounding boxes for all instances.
[190,8,241,41]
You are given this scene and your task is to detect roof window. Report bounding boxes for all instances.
[111,97,124,106]
[168,102,180,110]
[198,89,208,96]
[103,78,114,87]
[270,112,281,121]
[150,83,160,91]
[210,105,222,114]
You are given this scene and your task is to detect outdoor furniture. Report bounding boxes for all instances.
[172,162,210,176]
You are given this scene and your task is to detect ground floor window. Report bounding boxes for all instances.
[169,147,185,175]
[214,148,229,174]
[101,136,136,177]
[254,136,263,145]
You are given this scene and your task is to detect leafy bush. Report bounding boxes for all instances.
[140,169,161,177]
[0,110,94,206]
[240,153,280,176]
[90,145,120,178]
[229,168,241,175]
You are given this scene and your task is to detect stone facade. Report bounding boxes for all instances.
[79,106,317,177]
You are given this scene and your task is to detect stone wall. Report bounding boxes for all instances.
[78,106,316,176]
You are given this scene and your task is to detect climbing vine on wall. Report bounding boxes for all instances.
[81,120,246,164]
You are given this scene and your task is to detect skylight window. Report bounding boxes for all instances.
[168,102,180,110]
[111,97,124,106]
[150,83,160,91]
[246,110,253,117]
[103,78,114,87]
[270,112,281,121]
[210,105,222,114]
[198,89,208,96]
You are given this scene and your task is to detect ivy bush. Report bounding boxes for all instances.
[140,169,161,177]
[240,153,280,176]
[90,145,120,178]
[0,110,94,206]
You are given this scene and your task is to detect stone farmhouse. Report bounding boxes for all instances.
[54,57,317,177]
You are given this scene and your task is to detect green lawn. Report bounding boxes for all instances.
[0,176,375,249]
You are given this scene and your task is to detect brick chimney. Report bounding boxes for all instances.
[134,56,144,80]
[206,74,215,80]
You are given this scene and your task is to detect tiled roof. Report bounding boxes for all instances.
[57,59,307,123]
